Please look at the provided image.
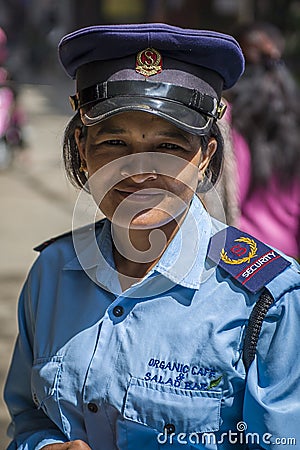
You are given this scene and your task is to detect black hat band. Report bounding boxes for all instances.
[70,80,227,120]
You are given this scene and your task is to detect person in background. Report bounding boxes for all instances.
[0,25,27,168]
[227,21,300,261]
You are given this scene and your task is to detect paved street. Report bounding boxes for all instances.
[0,79,78,447]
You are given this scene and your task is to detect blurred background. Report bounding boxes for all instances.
[2,0,300,82]
[0,0,300,447]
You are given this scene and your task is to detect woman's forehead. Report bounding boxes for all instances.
[88,111,195,135]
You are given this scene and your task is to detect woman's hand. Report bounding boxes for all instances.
[42,441,92,450]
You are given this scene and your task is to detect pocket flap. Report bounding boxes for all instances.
[124,377,221,434]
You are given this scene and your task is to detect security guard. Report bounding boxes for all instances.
[4,23,300,450]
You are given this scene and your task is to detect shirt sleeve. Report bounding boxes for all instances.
[4,272,68,450]
[243,284,300,449]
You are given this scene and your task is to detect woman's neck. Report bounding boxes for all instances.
[111,215,186,290]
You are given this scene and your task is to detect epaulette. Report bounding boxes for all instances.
[207,226,291,294]
[34,219,105,252]
[208,226,292,371]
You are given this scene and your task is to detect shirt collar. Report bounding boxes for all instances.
[153,195,212,289]
[64,195,213,291]
[64,219,123,293]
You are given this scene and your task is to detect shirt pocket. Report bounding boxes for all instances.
[118,376,222,449]
[31,355,65,432]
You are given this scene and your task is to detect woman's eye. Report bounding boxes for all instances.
[91,139,126,150]
[104,139,126,146]
[160,143,182,150]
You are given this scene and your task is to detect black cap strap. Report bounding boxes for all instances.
[70,80,226,120]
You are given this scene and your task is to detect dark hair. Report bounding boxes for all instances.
[62,112,224,192]
[197,121,224,193]
[233,21,285,66]
[63,112,88,190]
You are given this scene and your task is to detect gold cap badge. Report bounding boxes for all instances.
[136,48,162,77]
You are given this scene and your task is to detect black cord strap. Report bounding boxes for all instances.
[243,289,274,372]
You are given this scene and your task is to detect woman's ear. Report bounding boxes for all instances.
[75,126,87,168]
[198,138,217,181]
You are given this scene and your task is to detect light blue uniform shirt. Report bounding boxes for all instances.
[4,196,300,450]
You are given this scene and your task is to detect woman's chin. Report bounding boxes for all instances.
[132,211,173,230]
[111,209,176,230]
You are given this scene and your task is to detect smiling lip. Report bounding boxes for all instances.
[116,188,164,202]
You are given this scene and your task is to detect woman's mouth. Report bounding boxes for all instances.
[116,187,165,203]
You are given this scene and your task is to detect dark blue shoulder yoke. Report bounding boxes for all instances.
[34,220,105,252]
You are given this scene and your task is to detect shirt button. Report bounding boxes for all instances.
[164,423,176,434]
[32,392,39,406]
[113,305,124,317]
[87,402,98,413]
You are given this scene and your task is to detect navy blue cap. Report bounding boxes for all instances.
[58,23,244,135]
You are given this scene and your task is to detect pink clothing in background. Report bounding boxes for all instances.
[233,129,300,259]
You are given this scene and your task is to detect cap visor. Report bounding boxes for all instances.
[81,97,213,135]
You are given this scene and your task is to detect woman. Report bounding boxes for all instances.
[4,23,300,450]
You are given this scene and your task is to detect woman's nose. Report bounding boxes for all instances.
[120,153,158,182]
[120,169,158,183]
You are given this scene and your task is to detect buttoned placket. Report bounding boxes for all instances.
[82,269,163,446]
[71,196,214,446]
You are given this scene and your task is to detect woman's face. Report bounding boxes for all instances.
[76,111,216,229]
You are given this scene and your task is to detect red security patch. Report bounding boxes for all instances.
[207,226,291,293]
